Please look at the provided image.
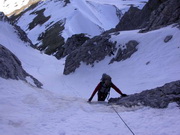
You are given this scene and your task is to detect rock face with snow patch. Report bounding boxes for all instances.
[116,0,180,32]
[63,34,116,75]
[63,33,139,75]
[37,21,65,55]
[109,80,180,108]
[141,0,180,32]
[115,0,162,31]
[55,33,90,59]
[0,12,33,46]
[110,40,139,64]
[0,44,42,88]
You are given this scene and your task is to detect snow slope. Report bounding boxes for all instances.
[1,16,180,135]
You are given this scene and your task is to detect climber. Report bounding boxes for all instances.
[88,73,127,102]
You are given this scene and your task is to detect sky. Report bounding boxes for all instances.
[0,0,180,135]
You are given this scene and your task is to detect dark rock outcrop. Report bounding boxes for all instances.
[115,0,180,32]
[115,0,163,31]
[28,8,51,30]
[55,33,90,59]
[115,6,142,31]
[64,0,70,7]
[37,21,65,55]
[63,33,140,75]
[0,45,42,88]
[109,80,180,108]
[14,25,34,46]
[63,34,116,75]
[141,0,180,32]
[164,35,173,43]
[0,12,9,22]
[110,40,139,64]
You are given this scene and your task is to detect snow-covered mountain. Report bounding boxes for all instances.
[8,0,148,55]
[0,0,180,135]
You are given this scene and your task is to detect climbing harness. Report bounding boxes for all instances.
[106,92,110,101]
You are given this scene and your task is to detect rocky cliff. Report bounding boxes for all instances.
[0,45,42,88]
[63,33,139,75]
[0,12,42,88]
[115,0,180,32]
[109,80,180,108]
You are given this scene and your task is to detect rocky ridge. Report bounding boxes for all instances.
[109,80,180,108]
[0,45,42,88]
[115,0,180,32]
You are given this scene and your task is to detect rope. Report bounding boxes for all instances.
[110,104,135,135]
